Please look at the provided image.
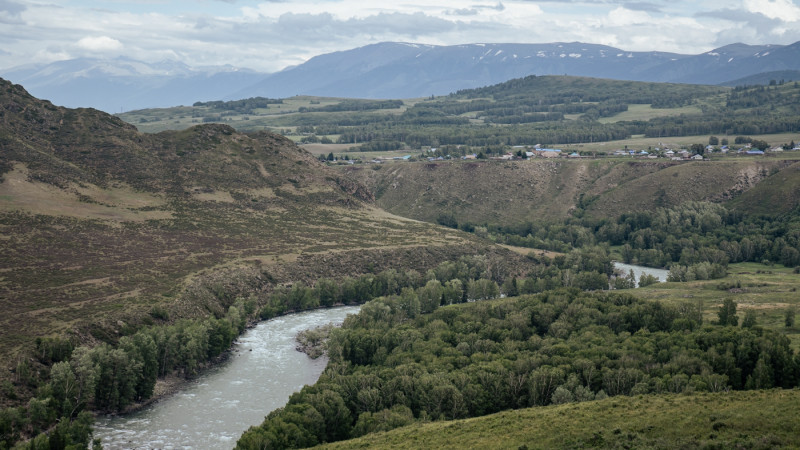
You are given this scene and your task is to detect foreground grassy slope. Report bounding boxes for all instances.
[322,390,800,449]
[0,78,499,373]
[343,158,798,225]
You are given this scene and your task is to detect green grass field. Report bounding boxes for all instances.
[321,390,800,449]
[633,262,800,349]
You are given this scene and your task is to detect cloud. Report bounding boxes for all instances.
[623,2,663,13]
[1,0,799,74]
[76,36,124,52]
[0,0,25,24]
[744,0,800,21]
[448,8,479,16]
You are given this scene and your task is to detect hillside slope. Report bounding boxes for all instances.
[343,159,799,226]
[322,390,800,449]
[0,78,499,367]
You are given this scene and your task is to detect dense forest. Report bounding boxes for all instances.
[0,245,644,449]
[291,76,799,149]
[236,287,798,448]
[122,75,800,149]
[463,202,800,276]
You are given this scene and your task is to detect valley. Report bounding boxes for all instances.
[1,68,799,449]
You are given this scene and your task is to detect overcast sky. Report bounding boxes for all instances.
[1,0,799,72]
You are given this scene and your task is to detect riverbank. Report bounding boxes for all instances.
[94,306,361,449]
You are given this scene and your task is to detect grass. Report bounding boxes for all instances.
[598,103,703,123]
[632,262,800,349]
[322,390,800,449]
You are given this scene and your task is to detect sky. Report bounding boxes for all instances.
[1,0,799,73]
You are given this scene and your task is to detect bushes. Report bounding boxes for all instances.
[667,262,727,282]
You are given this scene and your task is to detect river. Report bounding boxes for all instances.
[613,262,670,286]
[94,306,361,449]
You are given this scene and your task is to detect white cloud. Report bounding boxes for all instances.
[76,36,123,52]
[743,0,800,21]
[0,0,797,73]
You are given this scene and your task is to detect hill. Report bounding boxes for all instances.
[322,390,800,449]
[118,74,800,154]
[343,158,800,226]
[0,78,504,372]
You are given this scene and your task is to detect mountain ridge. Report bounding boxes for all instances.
[3,41,800,112]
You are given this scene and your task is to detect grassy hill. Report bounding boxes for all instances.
[0,78,509,376]
[321,389,800,449]
[342,158,800,226]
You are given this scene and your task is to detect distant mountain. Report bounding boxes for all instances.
[720,70,800,87]
[5,41,800,111]
[230,42,684,99]
[233,41,800,99]
[0,57,267,112]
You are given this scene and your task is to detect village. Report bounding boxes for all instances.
[320,140,800,165]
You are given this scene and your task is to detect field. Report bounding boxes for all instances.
[598,103,704,124]
[634,262,800,349]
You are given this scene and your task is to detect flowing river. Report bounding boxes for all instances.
[94,306,361,449]
[613,262,670,286]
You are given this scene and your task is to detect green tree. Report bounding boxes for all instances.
[742,309,757,328]
[786,308,796,328]
[638,273,658,287]
[717,299,738,326]
[690,143,705,155]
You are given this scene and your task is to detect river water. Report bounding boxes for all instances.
[613,262,670,286]
[94,306,361,449]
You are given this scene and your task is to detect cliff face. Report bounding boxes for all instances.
[342,158,799,226]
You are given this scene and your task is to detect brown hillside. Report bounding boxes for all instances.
[343,158,797,226]
[0,79,513,372]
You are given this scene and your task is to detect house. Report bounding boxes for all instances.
[691,154,703,160]
[568,152,581,158]
[525,151,535,158]
[537,149,561,158]
[745,150,764,155]
[665,150,675,157]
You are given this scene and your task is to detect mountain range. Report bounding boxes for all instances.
[0,57,266,113]
[3,41,800,112]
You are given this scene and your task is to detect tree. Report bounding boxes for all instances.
[418,280,444,314]
[690,143,705,155]
[717,299,738,326]
[751,139,769,151]
[742,309,757,328]
[708,136,719,146]
[786,308,796,328]
[638,273,658,287]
